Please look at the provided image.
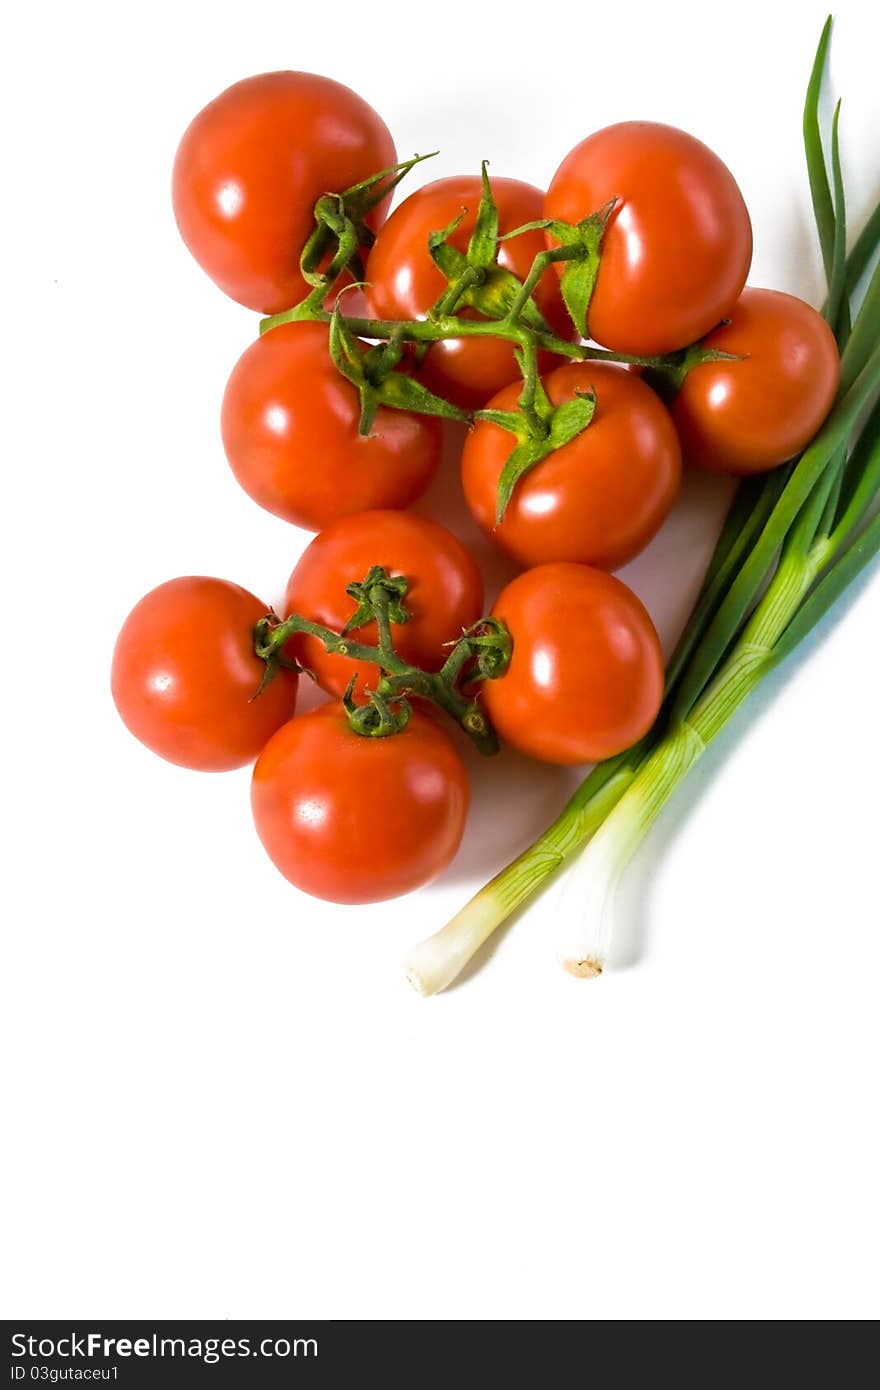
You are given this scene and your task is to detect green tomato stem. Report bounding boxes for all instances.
[261,300,681,372]
[502,243,580,325]
[255,585,509,757]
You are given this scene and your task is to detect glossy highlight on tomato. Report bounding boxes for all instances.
[284,511,483,696]
[221,322,441,530]
[172,72,396,313]
[111,577,298,771]
[482,564,664,765]
[365,175,574,410]
[545,122,752,356]
[462,361,682,570]
[672,287,840,474]
[251,704,469,903]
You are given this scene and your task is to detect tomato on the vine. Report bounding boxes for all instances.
[545,122,752,356]
[111,578,297,771]
[172,72,396,313]
[671,287,840,474]
[251,703,469,903]
[482,564,664,765]
[284,511,483,696]
[365,176,574,410]
[462,361,682,570]
[221,322,441,530]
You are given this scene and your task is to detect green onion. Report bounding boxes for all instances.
[555,724,708,977]
[824,101,847,335]
[803,14,836,290]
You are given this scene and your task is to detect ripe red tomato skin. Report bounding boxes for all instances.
[172,72,396,314]
[483,564,664,765]
[671,288,841,475]
[284,510,484,697]
[111,577,298,772]
[221,322,442,530]
[251,704,469,903]
[545,122,752,356]
[365,175,574,410]
[461,362,682,571]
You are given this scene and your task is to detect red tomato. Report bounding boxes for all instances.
[111,578,297,771]
[251,703,468,903]
[365,176,574,410]
[461,361,681,570]
[482,564,663,764]
[284,511,483,696]
[671,287,840,474]
[545,122,752,356]
[221,322,441,530]
[172,72,396,313]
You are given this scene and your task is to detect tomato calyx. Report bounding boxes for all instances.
[341,677,413,739]
[267,151,440,325]
[342,564,411,633]
[477,353,597,522]
[250,625,302,701]
[254,566,512,755]
[338,151,439,248]
[519,199,618,338]
[422,162,556,340]
[642,338,747,401]
[328,305,469,435]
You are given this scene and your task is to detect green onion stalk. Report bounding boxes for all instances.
[404,15,880,995]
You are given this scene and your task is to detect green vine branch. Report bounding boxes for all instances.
[254,157,740,512]
[253,566,512,756]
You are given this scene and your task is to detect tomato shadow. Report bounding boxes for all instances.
[439,742,580,887]
[616,465,734,657]
[430,747,581,992]
[412,420,522,604]
[293,675,334,716]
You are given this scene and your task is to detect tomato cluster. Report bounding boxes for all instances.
[112,70,841,907]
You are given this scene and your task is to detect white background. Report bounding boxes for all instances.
[2,0,878,1321]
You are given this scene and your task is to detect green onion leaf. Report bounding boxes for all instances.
[773,509,880,663]
[825,101,849,339]
[803,14,836,289]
